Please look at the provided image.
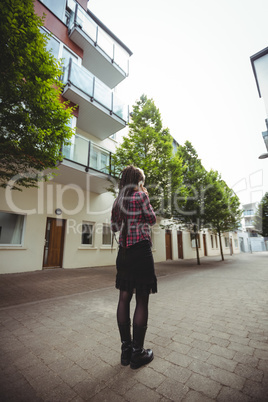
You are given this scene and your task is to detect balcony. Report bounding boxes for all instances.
[62,59,128,139]
[54,136,114,193]
[67,0,131,88]
[62,135,112,174]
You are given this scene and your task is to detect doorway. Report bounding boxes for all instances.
[203,234,207,256]
[43,218,65,268]
[165,230,172,260]
[239,237,245,252]
[177,231,183,259]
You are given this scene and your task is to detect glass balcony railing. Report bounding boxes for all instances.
[67,0,129,75]
[62,135,113,174]
[62,59,128,122]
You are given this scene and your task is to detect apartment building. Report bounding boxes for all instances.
[163,225,240,262]
[250,47,268,159]
[0,0,241,273]
[238,202,266,252]
[0,0,133,273]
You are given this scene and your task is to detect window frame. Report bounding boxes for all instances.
[0,211,26,247]
[39,0,67,23]
[211,235,214,248]
[102,223,112,245]
[40,27,82,67]
[81,222,94,246]
[190,232,200,248]
[224,237,229,248]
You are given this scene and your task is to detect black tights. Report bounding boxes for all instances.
[117,290,149,327]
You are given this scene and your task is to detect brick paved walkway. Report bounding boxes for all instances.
[0,253,268,401]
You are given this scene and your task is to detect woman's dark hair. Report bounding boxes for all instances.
[112,165,145,247]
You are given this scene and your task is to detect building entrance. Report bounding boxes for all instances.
[43,218,65,268]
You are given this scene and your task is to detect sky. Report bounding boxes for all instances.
[89,0,268,206]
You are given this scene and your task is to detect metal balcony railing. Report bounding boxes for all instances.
[62,59,129,123]
[62,135,113,175]
[67,0,129,76]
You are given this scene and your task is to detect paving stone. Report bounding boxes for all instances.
[26,370,64,395]
[210,326,231,340]
[191,339,212,352]
[254,349,268,360]
[208,344,236,359]
[249,339,268,351]
[243,378,268,401]
[217,385,253,402]
[73,377,108,400]
[156,377,189,400]
[124,382,163,402]
[209,367,245,390]
[165,350,193,367]
[206,353,237,372]
[227,341,255,356]
[258,358,268,374]
[168,341,192,355]
[188,359,245,390]
[187,347,211,362]
[233,351,259,368]
[229,334,250,346]
[152,335,173,347]
[182,390,214,402]
[185,373,222,399]
[190,331,211,342]
[209,336,230,348]
[90,386,126,402]
[235,363,264,382]
[106,369,138,396]
[58,363,90,387]
[41,382,78,402]
[163,363,192,383]
[172,333,194,345]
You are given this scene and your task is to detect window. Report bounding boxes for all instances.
[211,235,214,248]
[0,212,25,245]
[61,116,77,160]
[190,233,200,248]
[224,237,229,248]
[215,235,218,248]
[102,224,112,245]
[41,28,80,66]
[90,145,110,173]
[40,0,66,22]
[44,33,61,59]
[81,223,93,245]
[61,46,79,67]
[234,239,238,248]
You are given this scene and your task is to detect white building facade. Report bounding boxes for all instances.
[0,0,132,274]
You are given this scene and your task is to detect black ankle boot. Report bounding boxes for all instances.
[118,320,132,366]
[121,341,132,366]
[130,325,154,370]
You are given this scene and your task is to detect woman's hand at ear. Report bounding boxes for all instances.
[140,184,149,197]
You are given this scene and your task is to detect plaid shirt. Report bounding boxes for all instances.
[111,191,156,248]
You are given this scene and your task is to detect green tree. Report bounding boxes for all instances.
[203,170,242,260]
[110,94,184,217]
[174,141,208,265]
[254,192,268,237]
[0,0,75,190]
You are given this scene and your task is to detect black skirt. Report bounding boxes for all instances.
[115,240,157,294]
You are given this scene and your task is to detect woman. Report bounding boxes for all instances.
[111,165,157,369]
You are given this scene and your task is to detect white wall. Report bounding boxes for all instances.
[151,218,166,262]
[0,183,117,274]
